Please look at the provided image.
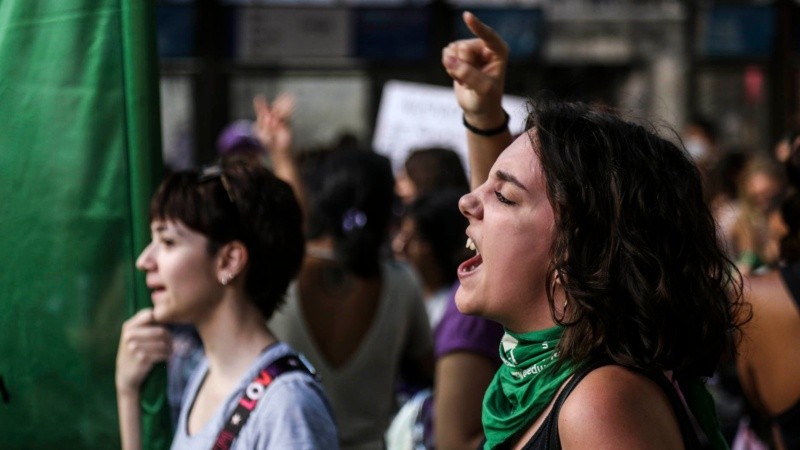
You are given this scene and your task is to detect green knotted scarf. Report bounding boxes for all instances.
[481,326,728,450]
[482,326,571,450]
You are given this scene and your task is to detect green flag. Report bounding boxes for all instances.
[0,1,169,448]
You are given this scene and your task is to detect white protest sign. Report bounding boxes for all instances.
[372,80,528,174]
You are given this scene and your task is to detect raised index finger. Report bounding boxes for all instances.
[463,11,506,55]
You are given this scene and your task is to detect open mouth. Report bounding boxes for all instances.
[459,237,482,274]
[148,285,166,298]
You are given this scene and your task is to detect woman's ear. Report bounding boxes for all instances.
[216,241,248,285]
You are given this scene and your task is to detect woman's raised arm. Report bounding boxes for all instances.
[442,12,513,188]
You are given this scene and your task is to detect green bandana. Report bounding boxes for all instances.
[481,326,729,450]
[482,326,571,450]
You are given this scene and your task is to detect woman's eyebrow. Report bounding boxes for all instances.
[495,169,529,193]
[153,223,185,237]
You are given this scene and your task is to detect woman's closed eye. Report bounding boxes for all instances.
[495,190,515,205]
[155,235,175,247]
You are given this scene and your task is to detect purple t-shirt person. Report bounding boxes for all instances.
[434,283,503,364]
[408,283,503,448]
[396,282,502,403]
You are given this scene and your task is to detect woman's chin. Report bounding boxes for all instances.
[151,305,176,324]
[151,309,167,323]
[454,288,481,317]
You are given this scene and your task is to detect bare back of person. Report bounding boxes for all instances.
[739,270,800,417]
[297,255,383,369]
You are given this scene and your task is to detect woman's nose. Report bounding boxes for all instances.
[459,190,482,219]
[135,242,155,272]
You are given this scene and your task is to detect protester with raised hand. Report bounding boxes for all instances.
[442,12,743,450]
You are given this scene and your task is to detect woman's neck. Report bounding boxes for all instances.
[195,292,276,383]
[504,289,563,334]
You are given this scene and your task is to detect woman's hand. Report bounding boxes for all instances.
[252,93,307,216]
[442,11,509,130]
[115,308,172,396]
[253,93,295,158]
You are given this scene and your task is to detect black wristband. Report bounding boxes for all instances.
[463,111,509,137]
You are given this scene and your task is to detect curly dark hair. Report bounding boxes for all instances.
[148,157,305,320]
[526,100,744,379]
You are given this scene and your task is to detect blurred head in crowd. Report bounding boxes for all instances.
[393,189,469,293]
[774,129,800,163]
[738,155,785,216]
[216,120,264,157]
[306,149,396,278]
[683,114,720,173]
[395,146,469,205]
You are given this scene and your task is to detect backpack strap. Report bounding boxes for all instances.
[212,353,316,450]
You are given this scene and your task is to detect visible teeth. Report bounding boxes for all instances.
[466,237,477,253]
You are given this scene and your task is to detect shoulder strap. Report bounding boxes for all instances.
[212,353,316,450]
[546,360,705,450]
[648,375,705,449]
[544,359,612,449]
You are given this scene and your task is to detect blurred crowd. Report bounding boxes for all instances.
[161,94,504,450]
[117,14,800,450]
[151,94,800,450]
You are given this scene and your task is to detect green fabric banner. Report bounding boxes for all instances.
[0,1,169,448]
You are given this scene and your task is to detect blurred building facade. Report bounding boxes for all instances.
[156,0,800,166]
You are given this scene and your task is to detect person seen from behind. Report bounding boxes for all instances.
[255,96,434,450]
[395,147,470,206]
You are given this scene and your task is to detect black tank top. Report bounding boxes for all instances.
[509,359,706,450]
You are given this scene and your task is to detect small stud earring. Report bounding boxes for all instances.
[221,272,232,286]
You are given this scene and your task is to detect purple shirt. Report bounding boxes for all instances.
[433,283,503,366]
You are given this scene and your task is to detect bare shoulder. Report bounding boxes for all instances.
[745,270,791,313]
[558,365,684,449]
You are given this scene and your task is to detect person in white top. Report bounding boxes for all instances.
[254,95,433,450]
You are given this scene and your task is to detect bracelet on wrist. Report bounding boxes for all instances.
[463,110,510,137]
